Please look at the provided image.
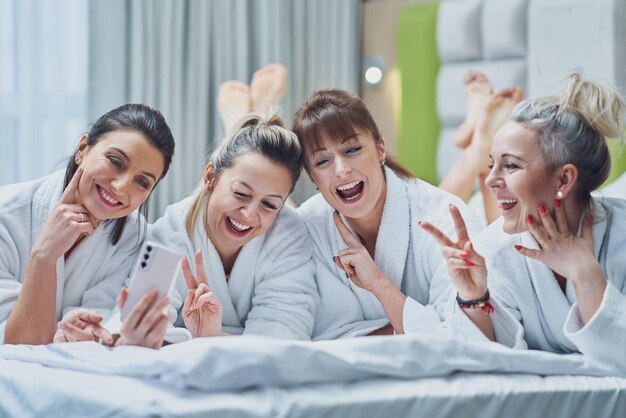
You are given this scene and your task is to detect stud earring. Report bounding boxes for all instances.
[380,158,386,167]
[313,184,319,190]
[556,190,564,199]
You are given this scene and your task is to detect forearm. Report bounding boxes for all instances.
[4,251,58,344]
[461,306,495,341]
[571,263,607,325]
[439,150,480,202]
[371,279,407,334]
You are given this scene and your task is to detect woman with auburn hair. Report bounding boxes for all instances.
[292,89,482,339]
[0,104,175,348]
[422,74,626,369]
[148,113,318,340]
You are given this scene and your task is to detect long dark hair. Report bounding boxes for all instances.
[292,88,413,179]
[64,104,175,245]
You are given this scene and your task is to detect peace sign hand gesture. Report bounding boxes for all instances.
[333,211,388,293]
[33,168,97,259]
[182,250,223,338]
[419,204,488,301]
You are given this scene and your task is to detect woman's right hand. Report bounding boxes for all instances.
[419,204,488,301]
[32,168,97,259]
[115,288,169,349]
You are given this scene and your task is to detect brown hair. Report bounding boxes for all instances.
[292,89,413,179]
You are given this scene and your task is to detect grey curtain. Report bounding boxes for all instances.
[89,0,362,220]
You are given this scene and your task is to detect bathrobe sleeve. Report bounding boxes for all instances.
[0,233,22,344]
[243,212,319,340]
[564,281,626,370]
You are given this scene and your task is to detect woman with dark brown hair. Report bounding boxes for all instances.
[293,89,484,340]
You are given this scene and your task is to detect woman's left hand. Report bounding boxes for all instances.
[181,250,223,338]
[333,212,388,293]
[53,308,114,344]
[517,201,600,282]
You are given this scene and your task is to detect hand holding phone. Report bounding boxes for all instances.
[120,241,182,321]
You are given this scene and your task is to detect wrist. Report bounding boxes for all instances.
[457,286,488,302]
[29,247,58,267]
[569,262,604,286]
[369,273,392,297]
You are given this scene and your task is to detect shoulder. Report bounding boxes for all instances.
[297,192,333,221]
[263,205,312,259]
[0,174,51,214]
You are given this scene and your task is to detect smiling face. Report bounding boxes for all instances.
[75,131,165,221]
[306,129,386,220]
[203,152,292,260]
[485,121,563,234]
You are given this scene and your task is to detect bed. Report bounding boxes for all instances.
[1,335,624,417]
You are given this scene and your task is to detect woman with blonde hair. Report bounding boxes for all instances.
[149,113,318,340]
[422,74,626,370]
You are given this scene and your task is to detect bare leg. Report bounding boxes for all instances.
[454,71,493,149]
[250,63,288,114]
[217,81,251,134]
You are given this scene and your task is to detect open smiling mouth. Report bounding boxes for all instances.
[225,216,253,237]
[497,198,518,212]
[336,180,364,204]
[97,185,122,207]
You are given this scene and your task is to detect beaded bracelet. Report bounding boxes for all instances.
[456,290,495,315]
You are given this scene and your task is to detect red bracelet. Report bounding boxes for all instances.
[456,291,495,315]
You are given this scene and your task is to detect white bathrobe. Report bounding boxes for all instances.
[297,166,483,340]
[0,171,142,344]
[450,197,626,371]
[148,197,318,340]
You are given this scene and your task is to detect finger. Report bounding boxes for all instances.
[183,289,195,315]
[59,321,95,342]
[537,203,559,238]
[91,325,114,345]
[514,244,542,260]
[526,215,550,248]
[194,250,209,286]
[581,212,594,241]
[117,287,129,310]
[60,167,83,204]
[125,289,159,331]
[75,310,103,325]
[138,296,170,338]
[464,241,486,265]
[333,256,345,272]
[447,257,476,270]
[442,246,481,266]
[196,291,221,312]
[418,220,455,248]
[181,256,198,291]
[337,254,357,276]
[145,313,169,349]
[192,284,209,309]
[553,199,568,234]
[333,211,362,248]
[448,204,470,242]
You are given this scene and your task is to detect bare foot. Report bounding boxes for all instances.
[250,64,288,114]
[217,81,251,133]
[454,71,493,149]
[468,86,524,174]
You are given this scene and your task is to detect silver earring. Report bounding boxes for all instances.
[556,190,564,199]
[313,184,319,190]
[380,158,386,167]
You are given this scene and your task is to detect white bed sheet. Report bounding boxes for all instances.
[1,335,625,417]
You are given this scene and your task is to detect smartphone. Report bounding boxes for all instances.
[120,241,182,321]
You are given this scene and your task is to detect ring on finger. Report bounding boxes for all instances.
[80,213,85,223]
[341,247,351,256]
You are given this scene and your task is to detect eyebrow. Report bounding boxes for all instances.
[238,181,283,200]
[111,147,158,182]
[311,133,360,154]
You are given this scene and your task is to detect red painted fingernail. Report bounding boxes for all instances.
[555,199,561,208]
[527,215,535,225]
[418,221,423,226]
[460,251,470,259]
[514,245,522,251]
[465,261,474,267]
[539,204,547,214]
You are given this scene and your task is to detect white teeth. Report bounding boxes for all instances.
[497,198,518,204]
[337,180,362,191]
[228,217,251,231]
[99,187,119,204]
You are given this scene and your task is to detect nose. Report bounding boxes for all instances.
[484,166,501,190]
[111,174,132,196]
[240,200,260,221]
[334,156,352,177]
